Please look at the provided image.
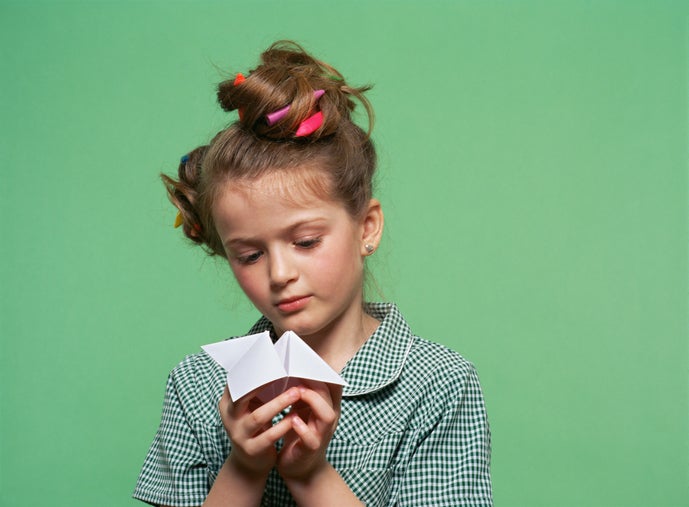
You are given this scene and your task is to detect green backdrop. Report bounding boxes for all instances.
[1,1,687,506]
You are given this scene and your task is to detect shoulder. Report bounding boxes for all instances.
[398,337,489,446]
[352,303,481,397]
[166,350,226,424]
[408,336,475,374]
[403,336,480,399]
[170,350,224,386]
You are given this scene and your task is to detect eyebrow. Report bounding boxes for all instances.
[223,218,329,249]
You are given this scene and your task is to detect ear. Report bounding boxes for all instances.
[359,198,384,256]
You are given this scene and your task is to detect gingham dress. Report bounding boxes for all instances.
[133,303,493,506]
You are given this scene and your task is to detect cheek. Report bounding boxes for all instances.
[309,244,363,286]
[231,268,263,300]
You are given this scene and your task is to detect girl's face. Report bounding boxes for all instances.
[212,169,381,344]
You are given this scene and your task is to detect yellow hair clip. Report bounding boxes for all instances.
[174,211,183,228]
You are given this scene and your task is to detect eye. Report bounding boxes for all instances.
[236,251,263,265]
[295,237,322,249]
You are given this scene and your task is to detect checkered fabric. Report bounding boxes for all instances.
[133,303,493,506]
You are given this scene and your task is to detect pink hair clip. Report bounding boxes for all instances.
[266,89,325,126]
[295,111,324,137]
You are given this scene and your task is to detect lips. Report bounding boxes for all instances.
[276,295,312,313]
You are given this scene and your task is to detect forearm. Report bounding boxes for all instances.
[284,463,364,507]
[202,457,268,507]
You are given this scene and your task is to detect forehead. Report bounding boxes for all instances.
[212,167,351,237]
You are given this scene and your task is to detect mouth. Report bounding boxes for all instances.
[275,295,312,313]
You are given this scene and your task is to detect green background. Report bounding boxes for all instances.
[1,1,687,506]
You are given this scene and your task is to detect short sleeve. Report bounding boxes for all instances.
[398,364,493,507]
[133,367,209,507]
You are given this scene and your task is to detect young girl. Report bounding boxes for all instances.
[134,41,492,507]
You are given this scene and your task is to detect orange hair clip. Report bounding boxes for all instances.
[234,73,246,121]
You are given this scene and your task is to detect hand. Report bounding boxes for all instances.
[218,385,300,477]
[277,381,343,481]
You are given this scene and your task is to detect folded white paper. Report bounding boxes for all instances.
[202,330,347,402]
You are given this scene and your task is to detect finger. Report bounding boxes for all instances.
[244,387,301,434]
[298,386,338,425]
[328,383,343,408]
[289,414,320,450]
[302,380,342,409]
[218,386,231,413]
[219,386,254,423]
[221,387,258,421]
[221,386,297,434]
[300,379,331,400]
[247,415,295,452]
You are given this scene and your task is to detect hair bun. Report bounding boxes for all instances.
[216,40,372,140]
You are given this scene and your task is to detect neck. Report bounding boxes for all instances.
[300,304,380,372]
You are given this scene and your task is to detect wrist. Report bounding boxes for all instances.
[283,463,363,507]
[227,452,272,483]
[205,456,270,507]
[281,460,330,490]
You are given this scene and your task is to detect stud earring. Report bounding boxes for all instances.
[365,244,375,254]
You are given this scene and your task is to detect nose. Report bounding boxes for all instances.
[268,248,298,287]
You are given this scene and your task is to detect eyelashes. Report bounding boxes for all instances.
[236,251,263,265]
[295,237,322,249]
[234,237,323,265]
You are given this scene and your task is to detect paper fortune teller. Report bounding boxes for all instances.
[202,330,347,402]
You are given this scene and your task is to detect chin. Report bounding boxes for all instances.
[277,321,318,337]
[271,314,324,338]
